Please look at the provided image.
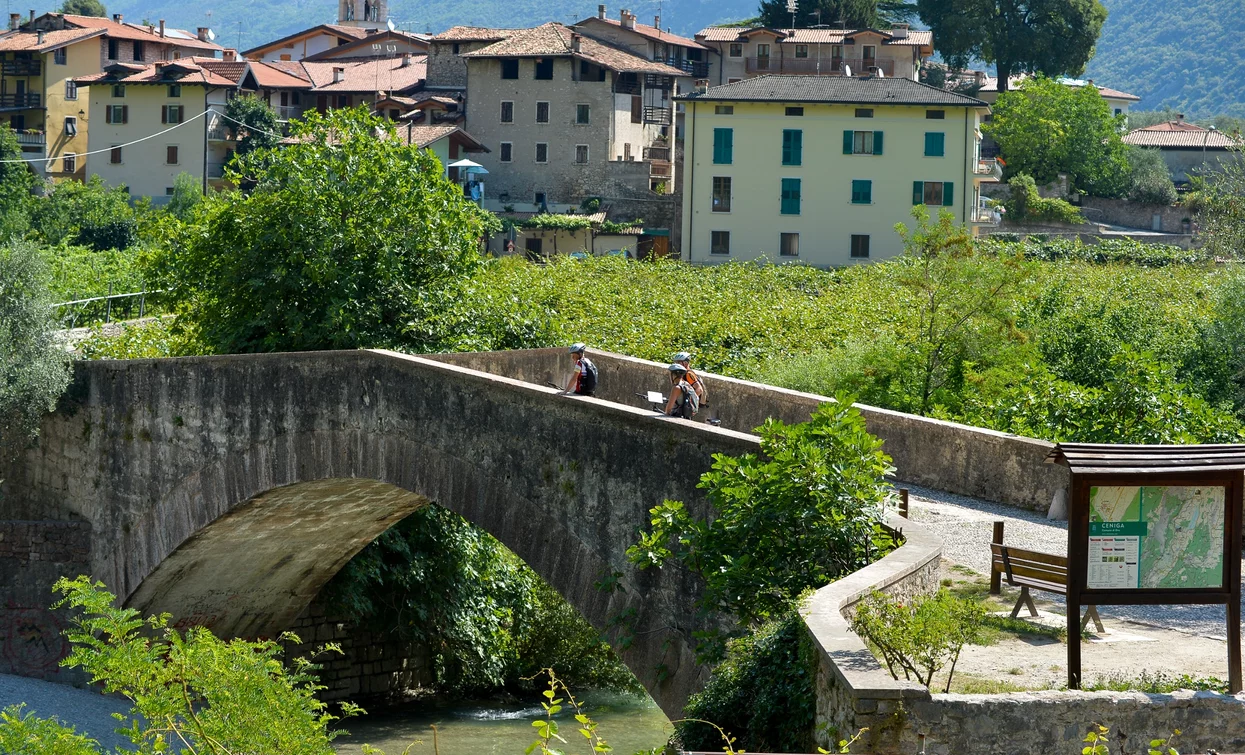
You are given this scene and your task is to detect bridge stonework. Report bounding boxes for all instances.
[0,349,760,716]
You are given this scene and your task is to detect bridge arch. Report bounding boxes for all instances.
[2,350,760,715]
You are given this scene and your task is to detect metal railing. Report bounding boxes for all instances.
[15,130,45,146]
[974,158,1003,180]
[207,161,229,179]
[52,289,165,328]
[971,207,1001,225]
[1,59,41,76]
[643,106,672,125]
[274,105,300,120]
[744,56,895,77]
[658,57,709,77]
[0,92,40,108]
[642,146,671,162]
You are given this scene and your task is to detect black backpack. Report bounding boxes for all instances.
[674,382,699,418]
[578,357,598,395]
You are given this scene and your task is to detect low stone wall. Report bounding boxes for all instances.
[1079,196,1196,234]
[432,348,1068,512]
[282,599,432,702]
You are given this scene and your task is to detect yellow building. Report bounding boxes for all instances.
[679,75,997,266]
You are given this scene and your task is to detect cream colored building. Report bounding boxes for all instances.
[75,60,231,200]
[695,26,933,86]
[680,75,994,266]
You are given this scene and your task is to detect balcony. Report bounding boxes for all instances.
[657,57,709,77]
[1,59,41,76]
[15,130,45,147]
[974,158,1003,181]
[642,146,671,162]
[274,105,300,121]
[0,92,41,110]
[207,161,229,179]
[642,106,671,125]
[971,207,1001,225]
[744,57,894,77]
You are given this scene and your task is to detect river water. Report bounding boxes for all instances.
[332,691,672,755]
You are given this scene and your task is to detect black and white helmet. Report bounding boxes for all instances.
[568,343,587,354]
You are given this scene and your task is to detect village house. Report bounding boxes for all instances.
[976,75,1140,116]
[0,11,222,181]
[572,6,710,83]
[1124,115,1242,187]
[679,75,993,266]
[694,25,932,85]
[242,0,394,62]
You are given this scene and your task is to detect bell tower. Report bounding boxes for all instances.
[337,0,386,29]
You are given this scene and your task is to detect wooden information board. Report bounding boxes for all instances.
[1048,444,1245,693]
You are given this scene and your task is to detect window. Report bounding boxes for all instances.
[623,143,631,161]
[165,186,176,196]
[500,142,512,162]
[926,109,945,119]
[535,192,546,206]
[756,43,770,59]
[65,81,77,100]
[168,84,181,98]
[862,45,876,62]
[166,145,179,164]
[162,105,184,124]
[526,237,543,254]
[500,101,514,122]
[855,108,873,118]
[711,230,730,255]
[712,176,731,212]
[132,41,144,61]
[576,103,590,124]
[851,179,872,204]
[105,104,127,124]
[631,95,642,124]
[727,77,742,84]
[535,142,548,163]
[575,144,588,163]
[781,129,802,165]
[780,232,799,257]
[728,43,742,57]
[53,47,66,65]
[452,43,460,54]
[64,116,77,136]
[850,234,870,259]
[535,101,550,123]
[63,153,76,173]
[844,130,883,155]
[924,132,945,157]
[712,127,733,164]
[534,58,553,79]
[913,180,955,206]
[1114,107,1122,116]
[785,106,803,116]
[780,177,800,215]
[112,84,126,98]
[501,59,518,79]
[794,44,808,58]
[714,105,734,115]
[107,39,118,59]
[336,94,350,108]
[110,146,122,164]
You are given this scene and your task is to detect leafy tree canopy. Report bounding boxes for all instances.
[0,126,34,240]
[916,0,1106,92]
[154,107,489,353]
[984,75,1129,196]
[223,94,283,157]
[59,0,107,16]
[757,0,875,28]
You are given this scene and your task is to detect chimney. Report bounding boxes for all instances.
[598,4,606,19]
[694,78,708,94]
[28,8,34,23]
[400,52,411,67]
[36,29,44,44]
[8,13,19,31]
[112,13,122,22]
[890,23,908,38]
[333,66,345,83]
[158,19,165,37]
[223,49,237,61]
[654,14,660,28]
[620,9,635,29]
[1177,113,1185,122]
[197,26,209,41]
[571,33,581,52]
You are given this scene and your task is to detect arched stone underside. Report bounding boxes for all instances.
[1,350,762,716]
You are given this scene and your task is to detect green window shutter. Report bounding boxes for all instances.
[913,181,924,205]
[713,128,733,164]
[782,129,802,165]
[781,178,801,215]
[872,130,883,155]
[782,130,791,164]
[843,130,854,154]
[943,181,955,206]
[925,132,945,157]
[852,179,871,204]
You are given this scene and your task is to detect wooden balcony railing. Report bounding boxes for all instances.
[642,106,672,125]
[0,92,40,109]
[1,59,41,76]
[744,56,895,77]
[657,57,709,77]
[642,146,671,162]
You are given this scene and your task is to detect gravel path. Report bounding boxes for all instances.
[0,674,134,751]
[898,482,1240,639]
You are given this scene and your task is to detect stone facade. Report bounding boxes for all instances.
[1079,195,1197,234]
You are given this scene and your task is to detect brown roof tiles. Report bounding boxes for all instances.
[459,22,686,75]
[0,27,103,52]
[1124,122,1240,149]
[574,15,708,50]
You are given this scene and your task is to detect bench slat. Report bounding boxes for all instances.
[991,543,1069,594]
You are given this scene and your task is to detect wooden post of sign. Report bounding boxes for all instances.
[1229,473,1243,694]
[989,521,1004,595]
[899,488,909,519]
[1066,478,1086,690]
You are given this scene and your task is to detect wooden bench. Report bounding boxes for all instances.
[989,521,1105,633]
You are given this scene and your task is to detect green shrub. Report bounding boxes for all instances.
[1127,146,1178,205]
[1004,174,1084,224]
[849,589,983,692]
[29,175,138,250]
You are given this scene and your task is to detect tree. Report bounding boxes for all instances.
[164,171,203,220]
[1126,146,1178,205]
[757,0,877,28]
[1199,144,1245,260]
[916,0,1106,93]
[59,0,106,16]
[155,107,489,353]
[223,94,282,158]
[0,125,34,240]
[29,175,138,250]
[984,76,1130,196]
[0,242,72,459]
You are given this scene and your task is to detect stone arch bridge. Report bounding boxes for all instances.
[0,348,1066,716]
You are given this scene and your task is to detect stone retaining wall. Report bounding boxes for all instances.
[432,348,1069,513]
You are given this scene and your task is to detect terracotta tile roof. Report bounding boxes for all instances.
[432,26,515,42]
[193,59,247,82]
[679,74,986,106]
[264,60,313,81]
[241,23,369,57]
[574,16,709,50]
[302,29,430,60]
[300,56,427,93]
[74,60,236,87]
[978,75,1140,101]
[0,27,103,52]
[696,26,932,48]
[249,62,316,88]
[59,13,223,50]
[1124,122,1240,149]
[396,123,489,152]
[459,23,686,75]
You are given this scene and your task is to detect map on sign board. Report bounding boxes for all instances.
[1087,486,1225,590]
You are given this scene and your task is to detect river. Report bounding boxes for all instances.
[332,691,672,755]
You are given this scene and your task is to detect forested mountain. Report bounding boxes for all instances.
[1085,0,1245,117]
